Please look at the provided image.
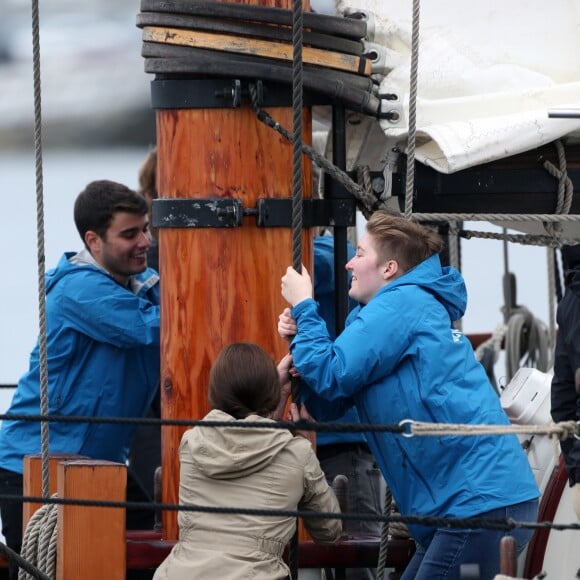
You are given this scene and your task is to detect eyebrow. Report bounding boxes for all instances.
[118,226,142,236]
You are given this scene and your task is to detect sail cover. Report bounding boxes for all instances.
[336,0,580,173]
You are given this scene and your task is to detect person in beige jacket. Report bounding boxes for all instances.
[153,342,342,580]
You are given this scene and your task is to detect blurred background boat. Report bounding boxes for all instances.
[0,0,155,149]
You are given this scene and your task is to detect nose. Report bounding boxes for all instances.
[138,230,151,247]
[345,257,354,271]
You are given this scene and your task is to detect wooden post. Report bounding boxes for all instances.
[56,460,126,580]
[499,535,517,576]
[156,0,313,540]
[22,454,85,532]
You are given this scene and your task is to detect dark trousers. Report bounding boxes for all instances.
[317,443,384,580]
[0,466,154,580]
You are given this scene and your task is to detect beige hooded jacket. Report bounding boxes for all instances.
[153,409,342,579]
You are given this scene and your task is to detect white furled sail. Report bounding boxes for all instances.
[337,0,580,173]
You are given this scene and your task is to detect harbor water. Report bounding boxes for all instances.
[0,146,553,400]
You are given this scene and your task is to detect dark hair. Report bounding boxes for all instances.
[74,180,148,246]
[366,211,443,272]
[209,343,281,419]
[138,147,158,200]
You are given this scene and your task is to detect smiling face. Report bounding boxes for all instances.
[345,233,398,304]
[85,211,151,286]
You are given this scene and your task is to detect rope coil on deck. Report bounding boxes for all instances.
[18,496,58,580]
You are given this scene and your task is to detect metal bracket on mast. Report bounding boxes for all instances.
[150,78,327,109]
[152,198,356,228]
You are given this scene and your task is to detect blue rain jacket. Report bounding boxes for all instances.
[313,236,364,447]
[292,254,539,545]
[0,252,160,473]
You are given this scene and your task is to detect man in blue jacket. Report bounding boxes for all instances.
[279,211,539,580]
[0,180,160,579]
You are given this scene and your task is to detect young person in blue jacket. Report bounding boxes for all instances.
[279,211,540,580]
[0,180,160,580]
[312,235,384,580]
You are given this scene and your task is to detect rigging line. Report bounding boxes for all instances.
[502,228,512,323]
[30,0,50,501]
[4,494,578,533]
[289,2,304,578]
[291,0,303,274]
[375,485,393,579]
[542,139,573,243]
[404,0,420,219]
[412,212,580,223]
[2,412,577,440]
[0,541,49,580]
[546,247,557,358]
[459,229,579,248]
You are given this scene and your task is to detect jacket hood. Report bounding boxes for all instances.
[183,409,295,480]
[388,254,467,321]
[564,264,580,295]
[313,236,355,295]
[45,250,159,296]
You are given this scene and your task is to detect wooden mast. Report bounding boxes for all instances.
[155,1,313,539]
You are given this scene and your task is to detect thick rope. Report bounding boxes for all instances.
[380,0,419,569]
[36,505,58,578]
[291,0,304,274]
[405,419,577,439]
[30,0,50,501]
[474,324,507,365]
[19,498,58,580]
[288,1,304,577]
[542,139,574,243]
[404,0,421,219]
[249,96,580,248]
[546,247,557,353]
[448,221,462,331]
[2,412,578,441]
[3,493,579,532]
[459,227,578,247]
[0,541,49,580]
[375,485,392,579]
[413,212,580,224]
[504,306,551,382]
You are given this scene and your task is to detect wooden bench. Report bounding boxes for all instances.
[125,530,416,572]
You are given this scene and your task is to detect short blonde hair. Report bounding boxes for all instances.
[366,211,443,272]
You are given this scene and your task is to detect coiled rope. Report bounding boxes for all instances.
[504,306,551,383]
[18,497,58,580]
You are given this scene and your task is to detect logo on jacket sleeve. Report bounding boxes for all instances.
[451,328,463,343]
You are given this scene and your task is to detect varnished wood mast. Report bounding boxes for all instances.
[157,0,314,539]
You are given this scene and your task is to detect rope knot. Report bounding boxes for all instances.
[557,420,580,442]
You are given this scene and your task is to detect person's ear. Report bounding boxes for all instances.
[85,230,101,255]
[383,259,398,280]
